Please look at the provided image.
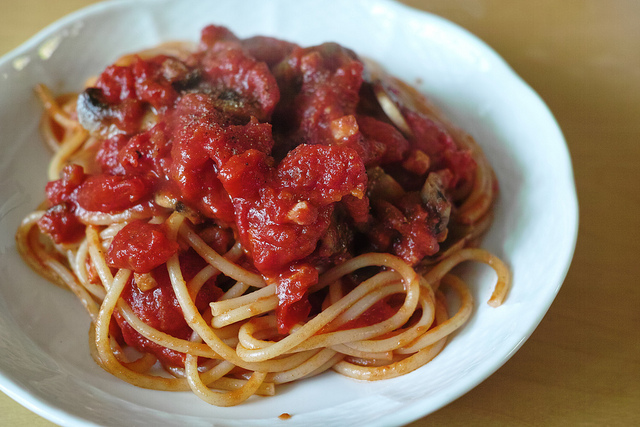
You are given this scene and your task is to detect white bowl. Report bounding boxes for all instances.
[0,0,578,425]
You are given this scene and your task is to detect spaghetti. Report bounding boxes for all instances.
[15,25,509,407]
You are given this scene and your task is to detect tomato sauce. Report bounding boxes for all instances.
[114,250,223,367]
[37,25,476,355]
[106,220,179,273]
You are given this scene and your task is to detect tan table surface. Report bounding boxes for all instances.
[1,1,639,425]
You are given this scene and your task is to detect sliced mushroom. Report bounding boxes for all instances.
[366,166,405,202]
[76,88,111,133]
[362,59,413,137]
[421,172,451,237]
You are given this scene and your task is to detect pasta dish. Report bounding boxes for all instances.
[15,25,509,406]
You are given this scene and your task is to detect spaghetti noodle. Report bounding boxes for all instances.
[15,25,509,406]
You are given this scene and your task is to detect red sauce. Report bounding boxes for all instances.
[37,25,476,352]
[76,174,152,213]
[37,202,85,244]
[114,250,223,367]
[337,299,397,331]
[106,220,178,273]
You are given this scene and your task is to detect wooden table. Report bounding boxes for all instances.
[1,1,639,425]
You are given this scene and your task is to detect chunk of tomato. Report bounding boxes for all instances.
[76,174,152,213]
